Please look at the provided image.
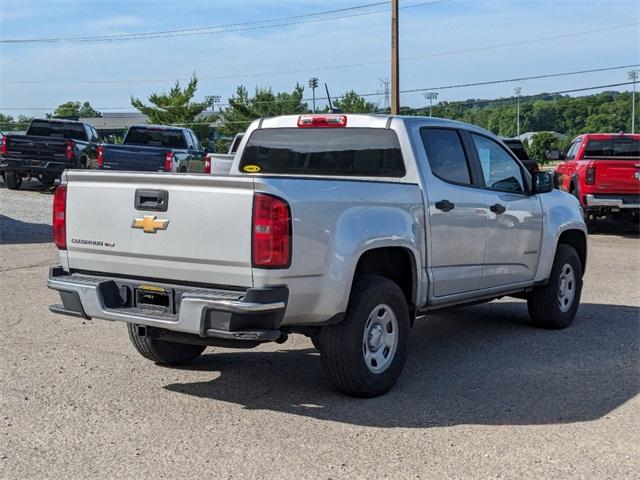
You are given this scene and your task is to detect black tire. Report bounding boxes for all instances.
[39,173,57,187]
[527,244,582,329]
[127,324,206,365]
[5,170,22,190]
[309,331,321,350]
[318,275,410,397]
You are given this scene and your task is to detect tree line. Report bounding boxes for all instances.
[0,74,635,156]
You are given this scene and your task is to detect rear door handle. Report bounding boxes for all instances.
[490,203,506,214]
[435,200,455,212]
[135,189,169,212]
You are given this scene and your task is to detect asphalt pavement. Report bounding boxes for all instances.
[1,179,638,479]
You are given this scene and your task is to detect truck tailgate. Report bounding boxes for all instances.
[101,144,167,171]
[592,159,640,194]
[63,171,255,287]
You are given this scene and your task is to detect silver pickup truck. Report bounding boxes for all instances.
[48,114,587,397]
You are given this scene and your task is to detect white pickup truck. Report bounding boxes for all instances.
[48,114,587,397]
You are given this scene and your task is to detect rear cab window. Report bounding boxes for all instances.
[125,127,187,149]
[239,128,405,177]
[584,137,640,158]
[26,120,88,141]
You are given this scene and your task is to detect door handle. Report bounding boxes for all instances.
[435,200,455,212]
[490,203,506,214]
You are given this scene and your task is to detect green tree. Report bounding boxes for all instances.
[526,132,561,163]
[333,90,377,113]
[0,113,32,131]
[216,84,307,151]
[131,74,214,125]
[51,101,102,118]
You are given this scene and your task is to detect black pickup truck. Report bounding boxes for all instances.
[0,119,99,189]
[98,125,206,173]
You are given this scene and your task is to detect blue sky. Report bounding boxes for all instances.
[0,0,638,117]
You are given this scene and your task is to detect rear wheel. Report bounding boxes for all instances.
[127,324,206,365]
[5,170,22,190]
[318,275,410,397]
[527,244,582,329]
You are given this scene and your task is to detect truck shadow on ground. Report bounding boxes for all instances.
[0,214,52,245]
[164,301,639,428]
[587,218,640,238]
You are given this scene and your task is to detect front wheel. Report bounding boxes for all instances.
[127,324,206,365]
[527,244,583,329]
[318,275,410,397]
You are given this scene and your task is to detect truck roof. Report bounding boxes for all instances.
[129,124,190,131]
[256,114,496,137]
[31,118,87,125]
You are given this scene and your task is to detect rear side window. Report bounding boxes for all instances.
[125,128,187,148]
[27,121,88,141]
[420,128,471,184]
[584,138,640,158]
[239,128,405,177]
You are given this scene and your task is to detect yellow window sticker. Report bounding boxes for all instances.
[243,165,261,173]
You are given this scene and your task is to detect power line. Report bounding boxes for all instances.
[0,1,449,44]
[2,64,636,110]
[3,22,636,85]
[0,80,633,128]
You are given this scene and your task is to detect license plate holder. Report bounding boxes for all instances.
[135,285,173,313]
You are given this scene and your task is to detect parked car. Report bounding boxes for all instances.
[48,114,587,397]
[0,119,99,189]
[554,133,640,222]
[98,125,206,173]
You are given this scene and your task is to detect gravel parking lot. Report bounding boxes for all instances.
[1,179,639,479]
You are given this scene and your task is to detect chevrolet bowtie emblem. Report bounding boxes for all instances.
[131,215,169,233]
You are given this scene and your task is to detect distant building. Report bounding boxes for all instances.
[80,112,149,137]
[517,131,567,145]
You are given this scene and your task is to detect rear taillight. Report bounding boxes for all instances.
[53,186,67,250]
[97,145,104,167]
[164,151,174,172]
[586,165,596,185]
[0,135,7,155]
[66,140,75,161]
[204,154,212,174]
[297,114,347,128]
[252,193,291,268]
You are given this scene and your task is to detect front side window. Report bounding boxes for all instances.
[472,134,525,193]
[240,128,405,177]
[420,128,471,185]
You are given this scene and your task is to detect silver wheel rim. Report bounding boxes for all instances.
[362,304,398,374]
[557,263,576,313]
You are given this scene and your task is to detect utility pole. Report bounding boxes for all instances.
[424,92,439,117]
[629,70,639,134]
[514,87,522,137]
[391,0,399,114]
[308,77,319,113]
[379,78,391,111]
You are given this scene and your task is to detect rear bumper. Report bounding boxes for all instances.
[0,158,70,174]
[585,194,640,209]
[47,267,288,342]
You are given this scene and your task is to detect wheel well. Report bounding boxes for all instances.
[354,247,416,310]
[558,229,587,275]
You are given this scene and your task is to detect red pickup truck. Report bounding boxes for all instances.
[555,133,640,222]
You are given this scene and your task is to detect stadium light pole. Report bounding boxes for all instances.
[629,70,639,134]
[514,87,522,137]
[424,92,439,117]
[308,77,319,113]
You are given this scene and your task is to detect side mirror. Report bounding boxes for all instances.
[533,171,554,194]
[545,149,562,161]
